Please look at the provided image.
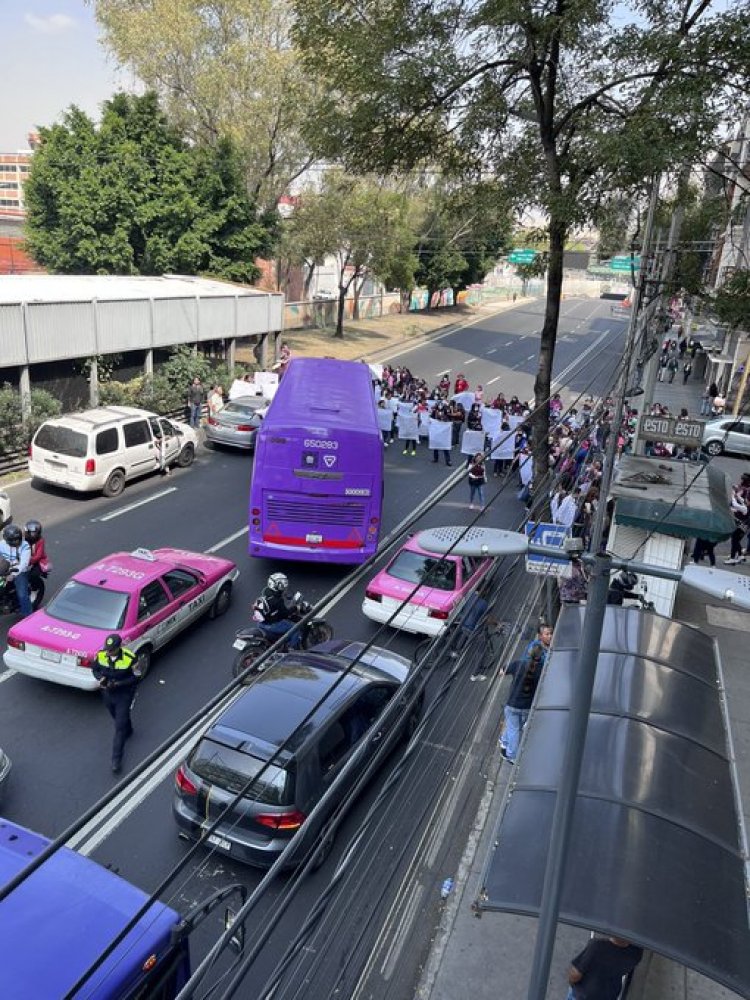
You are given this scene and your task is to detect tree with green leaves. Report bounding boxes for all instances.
[93,0,316,212]
[294,0,750,483]
[24,92,276,280]
[288,172,418,337]
[713,269,750,330]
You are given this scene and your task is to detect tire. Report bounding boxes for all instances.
[303,621,333,649]
[177,443,195,468]
[135,646,152,679]
[705,440,723,456]
[232,645,267,681]
[103,469,126,498]
[209,582,232,619]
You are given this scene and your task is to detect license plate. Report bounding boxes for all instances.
[306,533,323,543]
[41,649,61,663]
[207,833,232,852]
[232,639,246,651]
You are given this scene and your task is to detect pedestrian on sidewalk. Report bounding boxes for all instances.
[657,354,668,382]
[467,454,486,510]
[725,479,749,564]
[667,356,679,383]
[500,624,552,763]
[682,359,692,383]
[186,376,204,428]
[692,536,717,566]
[567,936,643,1000]
[700,385,712,415]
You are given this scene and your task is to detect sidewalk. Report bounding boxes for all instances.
[418,372,750,999]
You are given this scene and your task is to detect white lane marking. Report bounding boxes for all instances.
[486,348,497,355]
[463,358,476,364]
[504,341,513,347]
[205,526,248,553]
[526,354,535,361]
[0,669,16,684]
[93,487,178,523]
[552,327,612,389]
[487,376,502,385]
[375,304,514,363]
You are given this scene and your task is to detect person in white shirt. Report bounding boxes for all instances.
[550,488,578,529]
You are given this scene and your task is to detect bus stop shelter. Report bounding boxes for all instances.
[476,606,750,998]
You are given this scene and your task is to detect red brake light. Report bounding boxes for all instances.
[28,444,33,459]
[7,636,25,651]
[255,810,306,831]
[365,589,382,602]
[84,458,96,475]
[175,765,198,795]
[428,609,450,620]
[236,424,254,432]
[76,655,93,667]
[251,508,260,516]
[208,417,218,426]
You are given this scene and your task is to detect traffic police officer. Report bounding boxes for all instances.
[92,634,141,774]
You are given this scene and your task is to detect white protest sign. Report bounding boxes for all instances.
[228,378,251,401]
[429,419,452,451]
[452,391,475,412]
[398,414,420,442]
[481,407,503,439]
[397,401,413,418]
[491,429,515,460]
[255,370,279,399]
[377,407,394,433]
[461,428,486,456]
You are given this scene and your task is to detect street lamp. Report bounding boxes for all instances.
[416,525,750,1000]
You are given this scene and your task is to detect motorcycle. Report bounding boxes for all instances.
[0,558,46,617]
[231,595,334,679]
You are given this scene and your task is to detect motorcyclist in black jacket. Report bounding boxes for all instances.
[253,573,305,649]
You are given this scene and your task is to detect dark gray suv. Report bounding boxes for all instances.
[172,641,418,868]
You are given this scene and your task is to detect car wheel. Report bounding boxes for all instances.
[232,646,266,681]
[135,646,152,679]
[103,469,126,498]
[705,440,723,456]
[177,443,195,468]
[209,582,232,619]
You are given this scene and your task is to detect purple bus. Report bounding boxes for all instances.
[249,357,383,564]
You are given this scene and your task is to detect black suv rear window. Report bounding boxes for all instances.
[34,425,88,458]
[189,739,293,805]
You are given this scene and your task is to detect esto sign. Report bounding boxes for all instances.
[637,415,705,447]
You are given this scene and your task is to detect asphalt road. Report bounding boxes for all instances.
[0,296,625,998]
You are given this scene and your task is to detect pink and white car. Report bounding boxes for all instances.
[3,547,238,690]
[362,536,493,637]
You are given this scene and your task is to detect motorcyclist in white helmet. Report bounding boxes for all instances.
[252,573,306,649]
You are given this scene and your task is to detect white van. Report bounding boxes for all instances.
[29,406,199,497]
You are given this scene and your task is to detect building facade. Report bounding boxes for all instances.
[0,132,38,221]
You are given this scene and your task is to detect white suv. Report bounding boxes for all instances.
[29,406,198,497]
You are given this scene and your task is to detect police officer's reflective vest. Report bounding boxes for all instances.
[95,648,137,671]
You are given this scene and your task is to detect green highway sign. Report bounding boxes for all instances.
[508,249,538,264]
[609,255,640,272]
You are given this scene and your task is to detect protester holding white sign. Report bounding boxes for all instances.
[491,420,515,476]
[429,402,453,466]
[461,428,485,457]
[398,413,419,455]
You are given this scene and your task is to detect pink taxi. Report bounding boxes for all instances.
[3,547,238,691]
[362,536,493,637]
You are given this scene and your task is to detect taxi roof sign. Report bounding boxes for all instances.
[130,548,157,562]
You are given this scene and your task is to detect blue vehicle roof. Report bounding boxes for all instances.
[262,358,378,433]
[0,819,181,999]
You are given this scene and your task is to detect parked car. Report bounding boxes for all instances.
[362,536,493,637]
[701,417,750,457]
[0,491,10,528]
[29,406,198,497]
[0,748,11,803]
[3,547,238,690]
[204,396,268,451]
[173,640,419,868]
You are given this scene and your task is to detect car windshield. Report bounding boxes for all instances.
[225,401,264,417]
[34,425,88,458]
[46,581,130,630]
[387,551,457,591]
[190,739,292,805]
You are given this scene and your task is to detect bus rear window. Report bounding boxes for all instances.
[190,740,293,805]
[34,425,88,457]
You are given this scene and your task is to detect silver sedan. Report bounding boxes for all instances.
[204,396,269,450]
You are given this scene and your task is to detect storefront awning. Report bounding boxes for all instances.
[478,607,750,998]
[610,455,734,542]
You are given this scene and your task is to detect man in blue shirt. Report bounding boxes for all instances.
[0,524,32,617]
[500,623,553,763]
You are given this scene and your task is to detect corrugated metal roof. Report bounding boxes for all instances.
[478,606,750,998]
[0,274,269,305]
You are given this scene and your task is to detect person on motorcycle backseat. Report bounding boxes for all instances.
[0,524,32,617]
[607,570,639,606]
[253,573,306,649]
[24,520,47,592]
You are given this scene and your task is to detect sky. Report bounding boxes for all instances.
[2,1,130,151]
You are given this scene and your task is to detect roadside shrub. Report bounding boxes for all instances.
[0,383,62,456]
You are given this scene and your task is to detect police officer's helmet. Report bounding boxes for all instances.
[616,570,638,591]
[24,520,42,543]
[2,524,22,548]
[267,573,288,593]
[104,633,123,653]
